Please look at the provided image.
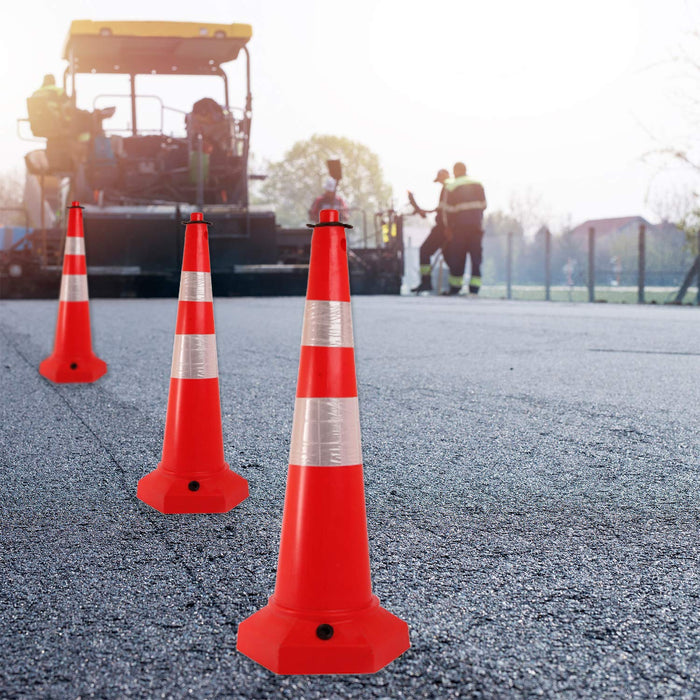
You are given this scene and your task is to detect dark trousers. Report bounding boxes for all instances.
[445,227,483,279]
[420,224,468,276]
[419,224,447,267]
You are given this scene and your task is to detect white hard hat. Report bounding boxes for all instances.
[323,177,336,192]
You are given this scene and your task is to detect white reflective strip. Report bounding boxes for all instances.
[64,237,85,256]
[59,274,89,302]
[289,397,362,467]
[171,334,218,379]
[446,201,487,213]
[301,300,354,348]
[179,271,213,302]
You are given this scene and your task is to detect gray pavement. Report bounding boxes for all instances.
[1,296,699,699]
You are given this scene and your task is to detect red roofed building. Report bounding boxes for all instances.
[569,216,692,285]
[570,216,650,238]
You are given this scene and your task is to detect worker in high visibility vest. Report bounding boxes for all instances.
[411,168,450,293]
[32,74,67,100]
[443,162,487,296]
[29,74,93,144]
[30,74,71,128]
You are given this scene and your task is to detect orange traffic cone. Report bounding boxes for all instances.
[39,202,107,383]
[237,209,410,674]
[136,213,249,514]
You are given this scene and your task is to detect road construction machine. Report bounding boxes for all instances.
[2,20,403,297]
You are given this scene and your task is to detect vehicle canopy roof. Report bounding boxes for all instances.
[62,20,252,75]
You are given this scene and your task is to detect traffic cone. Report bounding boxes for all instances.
[237,209,410,674]
[136,213,249,514]
[39,202,107,383]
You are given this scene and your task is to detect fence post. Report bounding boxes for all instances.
[544,227,551,301]
[697,230,700,305]
[506,231,513,299]
[587,226,595,303]
[637,223,646,304]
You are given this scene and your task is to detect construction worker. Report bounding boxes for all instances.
[29,74,71,134]
[309,177,349,222]
[32,74,67,102]
[411,168,450,293]
[443,162,487,295]
[29,74,94,144]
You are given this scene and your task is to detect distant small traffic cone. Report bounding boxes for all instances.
[39,202,107,383]
[237,209,410,674]
[136,213,248,514]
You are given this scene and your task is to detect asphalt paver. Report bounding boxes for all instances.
[1,297,698,699]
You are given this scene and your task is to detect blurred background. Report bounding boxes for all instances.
[1,0,699,301]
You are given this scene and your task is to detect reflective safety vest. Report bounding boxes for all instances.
[32,85,66,99]
[30,85,69,122]
[444,175,487,230]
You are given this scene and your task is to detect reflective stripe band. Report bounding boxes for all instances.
[301,300,354,348]
[179,271,213,302]
[445,201,487,213]
[470,276,482,287]
[171,334,218,379]
[64,237,85,255]
[289,397,362,467]
[59,274,89,302]
[419,265,431,275]
[448,275,463,287]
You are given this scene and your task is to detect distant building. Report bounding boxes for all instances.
[570,216,650,239]
[570,216,692,286]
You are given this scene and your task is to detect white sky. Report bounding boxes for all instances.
[1,0,699,229]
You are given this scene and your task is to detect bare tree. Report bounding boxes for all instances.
[639,28,700,257]
[642,30,700,191]
[507,187,551,238]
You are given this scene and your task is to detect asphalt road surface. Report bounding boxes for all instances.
[1,297,699,699]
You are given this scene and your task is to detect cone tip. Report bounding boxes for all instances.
[181,212,212,227]
[319,209,339,223]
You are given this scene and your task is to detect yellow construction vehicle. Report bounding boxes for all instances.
[4,20,403,297]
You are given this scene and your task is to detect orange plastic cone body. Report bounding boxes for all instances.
[39,202,107,383]
[136,213,249,514]
[237,209,410,674]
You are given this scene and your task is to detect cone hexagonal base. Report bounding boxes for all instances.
[236,596,410,675]
[39,354,107,384]
[137,464,249,514]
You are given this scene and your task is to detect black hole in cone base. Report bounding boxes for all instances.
[316,624,334,641]
[188,481,200,492]
[70,363,78,370]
